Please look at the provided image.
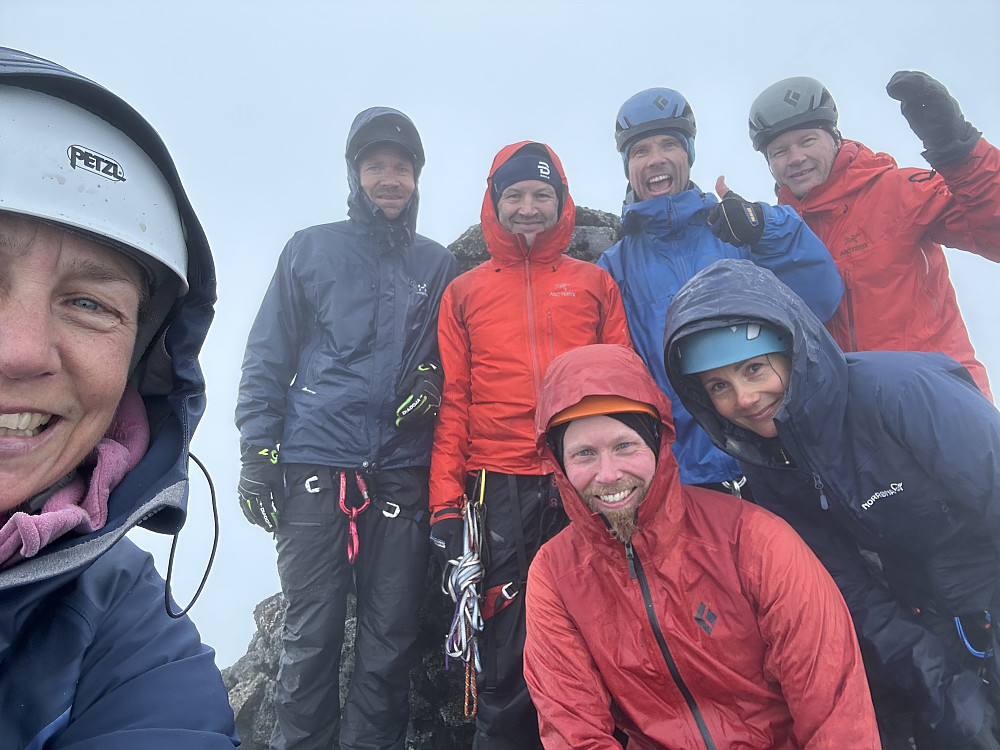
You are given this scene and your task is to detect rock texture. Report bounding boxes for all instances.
[223,206,623,750]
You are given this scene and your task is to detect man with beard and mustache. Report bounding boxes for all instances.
[236,108,457,750]
[522,344,880,749]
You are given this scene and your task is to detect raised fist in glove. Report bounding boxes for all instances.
[708,176,765,248]
[430,514,465,567]
[886,70,981,167]
[238,446,283,532]
[395,360,443,429]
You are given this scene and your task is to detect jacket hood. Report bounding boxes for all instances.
[0,47,215,589]
[534,344,682,547]
[777,139,897,210]
[481,141,576,266]
[663,259,848,467]
[345,106,421,240]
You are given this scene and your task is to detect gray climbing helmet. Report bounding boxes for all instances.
[749,76,838,153]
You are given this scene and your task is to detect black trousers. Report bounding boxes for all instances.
[271,464,430,750]
[470,472,566,750]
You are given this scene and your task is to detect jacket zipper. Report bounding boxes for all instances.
[844,268,858,352]
[524,257,543,395]
[625,541,717,750]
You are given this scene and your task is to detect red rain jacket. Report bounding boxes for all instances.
[429,142,630,517]
[779,137,1000,400]
[524,344,880,749]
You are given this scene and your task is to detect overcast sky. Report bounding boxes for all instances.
[4,0,999,668]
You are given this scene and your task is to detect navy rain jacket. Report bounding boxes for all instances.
[598,186,842,485]
[664,258,1000,744]
[236,108,457,468]
[0,48,238,748]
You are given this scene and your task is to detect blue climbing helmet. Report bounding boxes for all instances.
[615,87,697,175]
[675,322,790,375]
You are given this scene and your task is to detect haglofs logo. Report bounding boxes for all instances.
[862,482,903,511]
[695,602,717,635]
[67,145,126,181]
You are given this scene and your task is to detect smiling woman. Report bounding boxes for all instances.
[0,47,238,748]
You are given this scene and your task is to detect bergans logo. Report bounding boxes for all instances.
[861,482,903,510]
[67,145,126,182]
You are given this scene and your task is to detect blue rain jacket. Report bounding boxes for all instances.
[598,187,842,484]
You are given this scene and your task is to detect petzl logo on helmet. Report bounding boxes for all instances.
[67,145,126,182]
[783,89,800,106]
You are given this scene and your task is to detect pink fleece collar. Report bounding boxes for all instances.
[0,387,150,567]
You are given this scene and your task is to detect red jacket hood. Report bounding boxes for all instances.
[481,141,576,266]
[534,344,681,547]
[778,139,897,210]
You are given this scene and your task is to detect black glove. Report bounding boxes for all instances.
[395,360,443,429]
[972,701,1000,750]
[430,516,464,567]
[708,191,765,248]
[886,70,981,167]
[238,447,283,532]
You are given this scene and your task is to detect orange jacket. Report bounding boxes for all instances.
[429,143,630,517]
[524,344,880,750]
[779,137,1000,400]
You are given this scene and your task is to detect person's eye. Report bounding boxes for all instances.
[71,297,104,313]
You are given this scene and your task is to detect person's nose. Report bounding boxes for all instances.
[734,382,759,410]
[593,451,623,485]
[786,145,807,165]
[0,298,60,380]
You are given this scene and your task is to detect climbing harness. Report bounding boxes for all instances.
[444,470,486,717]
[339,470,371,564]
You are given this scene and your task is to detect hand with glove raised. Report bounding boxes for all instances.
[395,359,443,429]
[708,176,765,248]
[238,446,283,532]
[886,70,981,167]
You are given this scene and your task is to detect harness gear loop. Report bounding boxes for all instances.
[444,469,487,716]
[339,470,371,564]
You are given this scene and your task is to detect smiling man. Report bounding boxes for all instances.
[236,107,457,750]
[750,73,1000,401]
[430,141,630,749]
[597,87,843,499]
[523,343,880,749]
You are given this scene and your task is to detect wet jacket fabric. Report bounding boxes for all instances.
[236,107,458,469]
[0,48,237,748]
[597,186,843,485]
[778,137,1000,400]
[429,142,630,514]
[524,343,878,750]
[664,259,1000,744]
